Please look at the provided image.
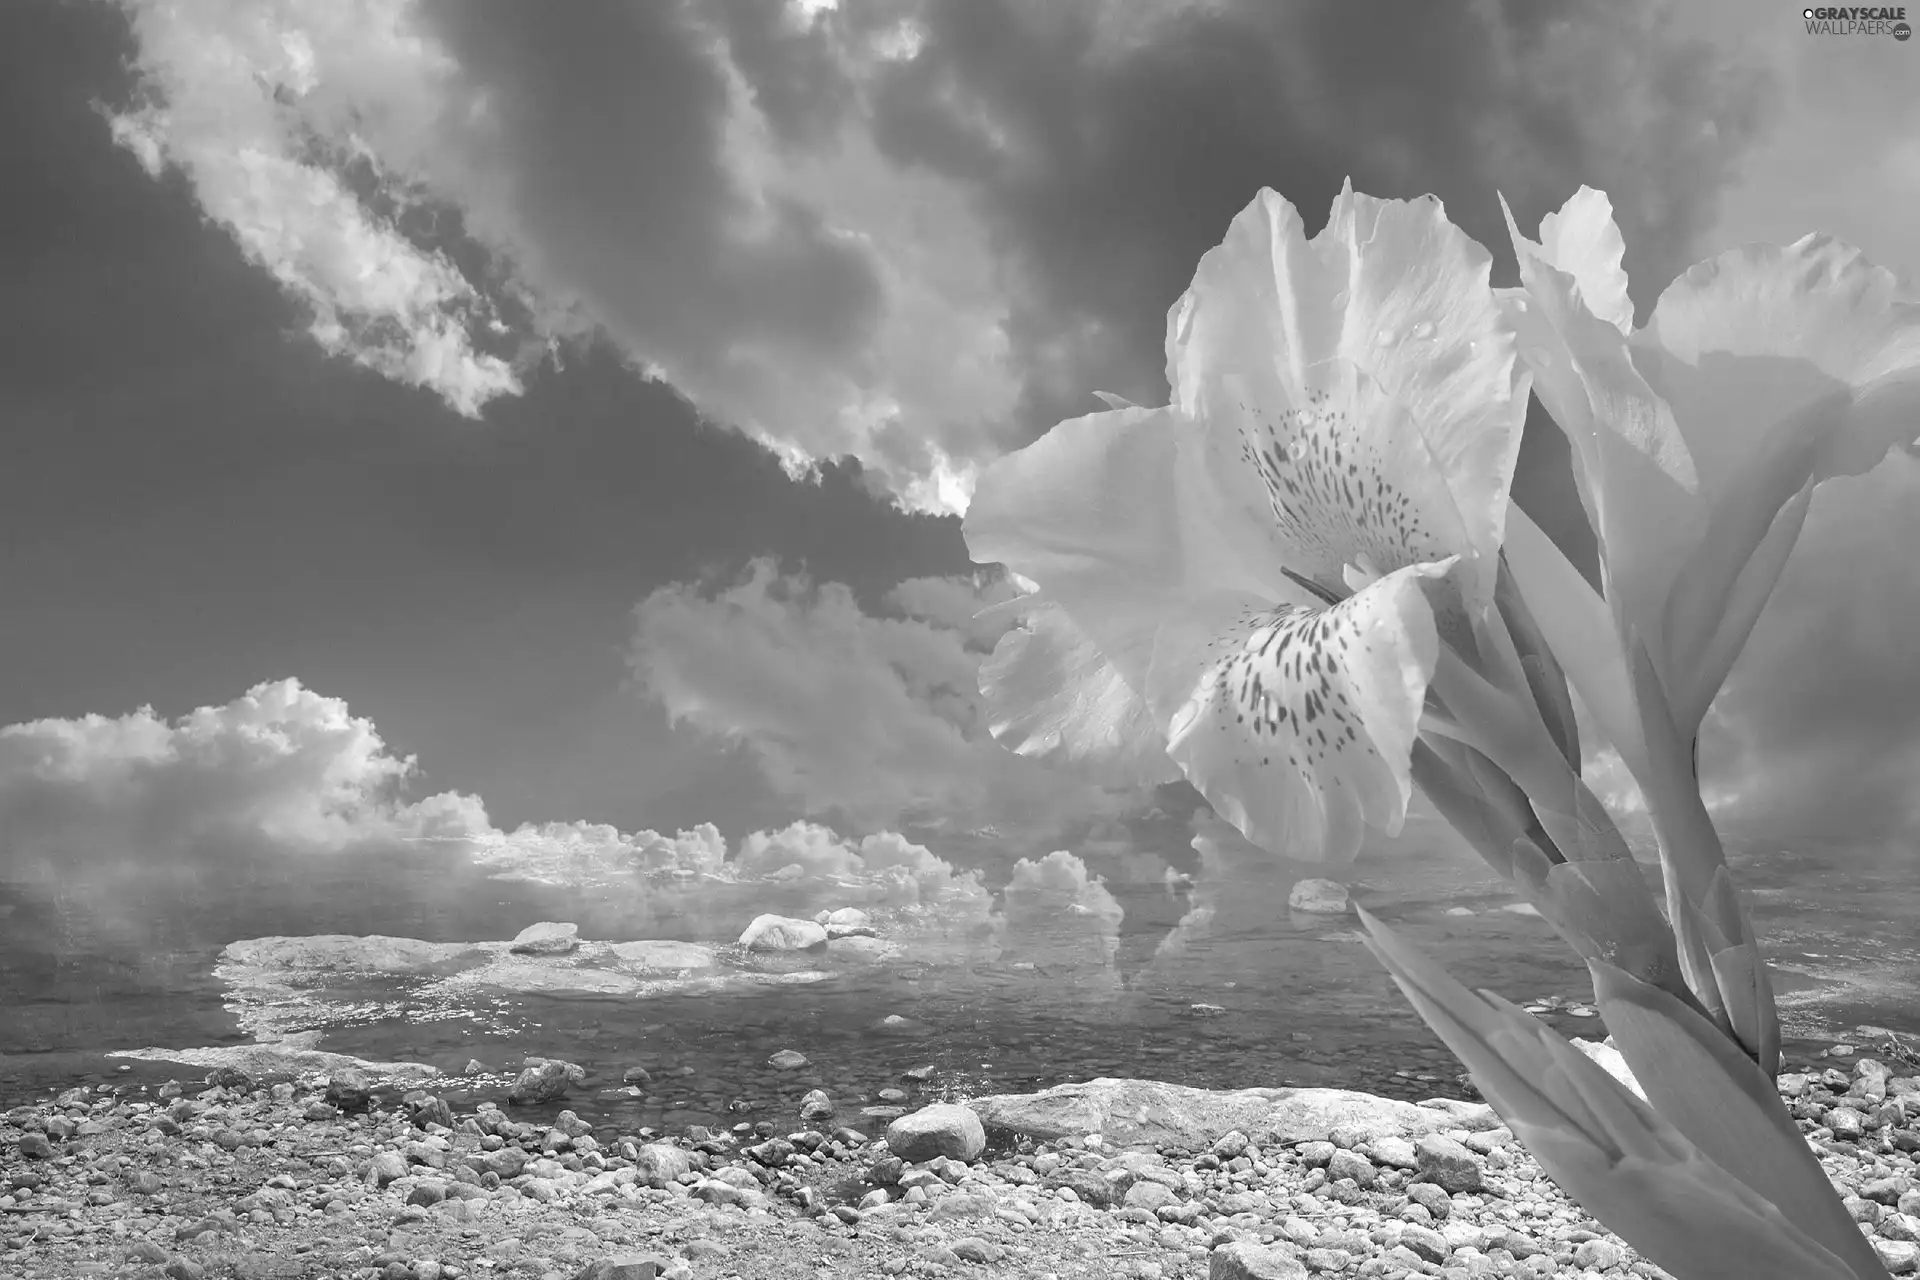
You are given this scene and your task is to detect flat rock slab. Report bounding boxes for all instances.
[105,1038,439,1082]
[967,1078,1498,1150]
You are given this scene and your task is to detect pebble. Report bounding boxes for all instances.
[883,1103,986,1163]
[2,1047,1915,1280]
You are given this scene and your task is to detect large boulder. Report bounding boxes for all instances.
[885,1104,987,1164]
[509,922,582,955]
[967,1079,1495,1150]
[738,914,829,952]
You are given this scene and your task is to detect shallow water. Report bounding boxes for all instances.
[1,829,1914,1130]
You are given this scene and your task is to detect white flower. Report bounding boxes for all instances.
[965,183,1530,864]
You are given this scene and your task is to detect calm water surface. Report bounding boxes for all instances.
[1,828,1913,1130]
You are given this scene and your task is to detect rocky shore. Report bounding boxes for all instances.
[5,1046,1920,1280]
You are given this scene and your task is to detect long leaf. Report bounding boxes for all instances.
[1673,485,1813,736]
[1625,634,1778,1071]
[1353,908,1860,1280]
[1496,552,1581,768]
[1501,506,1649,784]
[1591,960,1892,1279]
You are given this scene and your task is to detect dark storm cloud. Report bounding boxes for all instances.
[104,0,1764,517]
[854,0,1766,439]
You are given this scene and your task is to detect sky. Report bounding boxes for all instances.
[3,0,1918,928]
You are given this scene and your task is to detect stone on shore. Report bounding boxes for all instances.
[107,1038,438,1084]
[824,935,897,962]
[631,1143,692,1186]
[738,914,829,952]
[508,1057,584,1105]
[1286,879,1351,915]
[219,934,480,973]
[967,1078,1496,1150]
[508,921,581,955]
[1414,1132,1485,1193]
[572,1256,671,1280]
[606,940,718,971]
[1210,1239,1308,1279]
[814,906,877,938]
[885,1103,987,1163]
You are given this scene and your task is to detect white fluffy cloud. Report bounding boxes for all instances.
[0,681,996,934]
[627,559,1140,836]
[0,678,479,875]
[999,848,1124,950]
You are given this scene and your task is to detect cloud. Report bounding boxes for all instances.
[105,1,526,413]
[103,0,1762,513]
[460,819,731,887]
[0,678,480,878]
[105,0,1016,511]
[627,558,1140,836]
[995,848,1126,976]
[733,820,964,902]
[860,0,1764,432]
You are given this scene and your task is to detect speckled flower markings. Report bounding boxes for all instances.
[1231,378,1452,583]
[1200,604,1368,775]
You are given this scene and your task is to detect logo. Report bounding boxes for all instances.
[1804,5,1912,35]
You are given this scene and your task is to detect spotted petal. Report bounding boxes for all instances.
[1145,565,1451,864]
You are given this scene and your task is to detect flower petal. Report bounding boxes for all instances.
[976,599,1183,789]
[1355,909,1862,1280]
[964,404,1202,697]
[1145,564,1449,863]
[1502,194,1700,689]
[1636,236,1920,733]
[1168,182,1529,612]
[1513,186,1635,335]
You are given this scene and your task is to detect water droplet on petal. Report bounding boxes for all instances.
[1410,321,1434,341]
[1288,438,1307,462]
[1332,290,1350,309]
[1374,328,1396,347]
